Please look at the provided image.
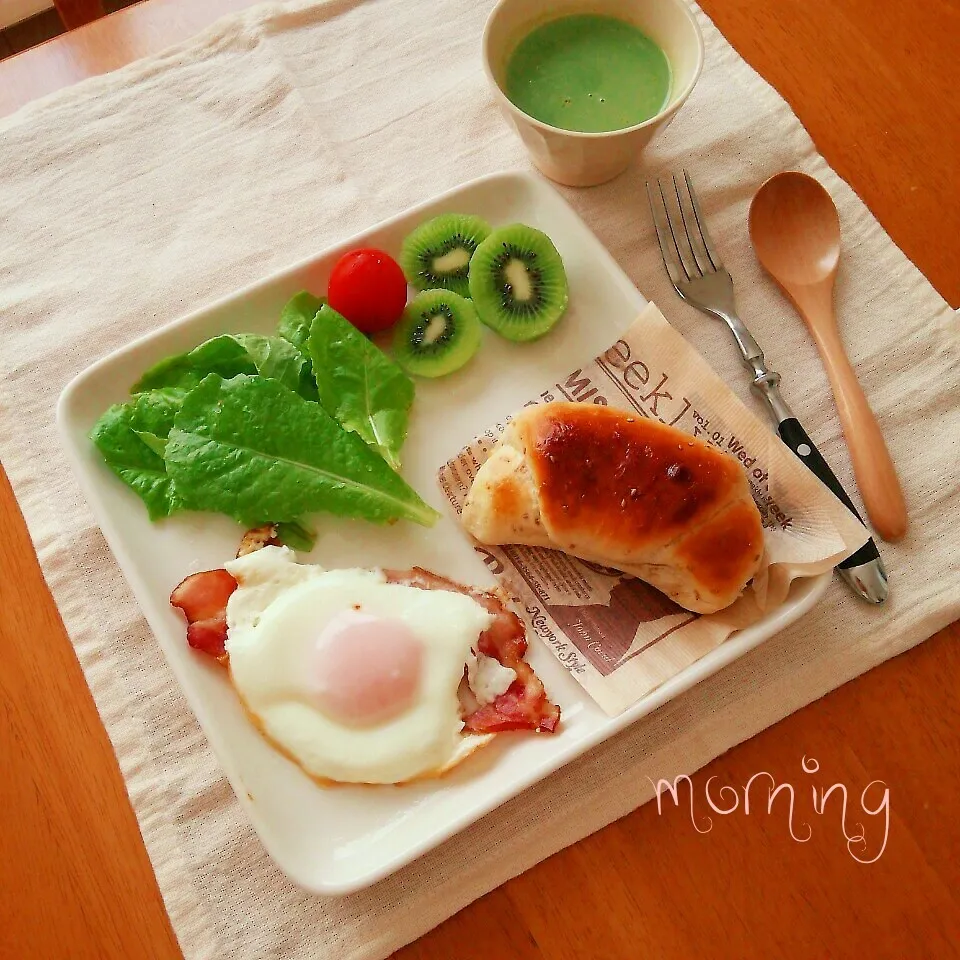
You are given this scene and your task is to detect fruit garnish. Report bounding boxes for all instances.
[327,248,408,334]
[392,290,483,378]
[468,224,568,342]
[400,213,491,298]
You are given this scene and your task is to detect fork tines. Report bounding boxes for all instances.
[646,170,724,286]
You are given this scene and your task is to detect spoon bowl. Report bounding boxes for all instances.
[750,171,841,286]
[749,171,907,542]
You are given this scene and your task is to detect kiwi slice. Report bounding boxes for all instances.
[400,214,492,297]
[468,224,569,342]
[392,290,483,378]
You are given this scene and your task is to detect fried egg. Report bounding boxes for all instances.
[223,547,508,784]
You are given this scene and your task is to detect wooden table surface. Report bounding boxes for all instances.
[1,2,958,958]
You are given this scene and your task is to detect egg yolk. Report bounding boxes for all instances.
[310,610,424,727]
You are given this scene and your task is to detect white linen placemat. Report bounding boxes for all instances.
[1,1,957,957]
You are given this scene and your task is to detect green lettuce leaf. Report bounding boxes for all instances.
[89,390,183,519]
[277,292,324,396]
[134,431,169,457]
[230,334,317,401]
[132,334,316,401]
[180,335,258,379]
[132,354,204,396]
[278,291,324,352]
[275,520,316,552]
[129,389,181,436]
[308,305,414,470]
[164,374,438,528]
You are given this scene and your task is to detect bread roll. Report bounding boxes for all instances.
[461,402,764,614]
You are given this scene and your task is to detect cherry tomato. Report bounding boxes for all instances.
[327,248,408,333]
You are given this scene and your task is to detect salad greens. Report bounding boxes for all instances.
[165,375,436,527]
[308,304,414,471]
[90,393,182,520]
[134,333,317,401]
[131,354,201,398]
[273,521,317,553]
[89,290,435,541]
[278,291,324,353]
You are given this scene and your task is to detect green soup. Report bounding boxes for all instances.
[504,14,672,133]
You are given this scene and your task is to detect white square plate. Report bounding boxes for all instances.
[58,171,827,895]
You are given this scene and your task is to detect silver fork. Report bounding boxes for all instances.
[646,170,888,604]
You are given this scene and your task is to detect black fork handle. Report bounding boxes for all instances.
[777,417,882,569]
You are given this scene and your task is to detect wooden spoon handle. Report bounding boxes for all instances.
[810,323,908,541]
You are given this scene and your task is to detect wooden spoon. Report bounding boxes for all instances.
[749,171,907,541]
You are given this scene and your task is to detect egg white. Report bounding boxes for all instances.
[224,547,495,784]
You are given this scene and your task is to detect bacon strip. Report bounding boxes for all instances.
[170,568,237,661]
[384,566,560,734]
[236,524,281,558]
[466,647,560,735]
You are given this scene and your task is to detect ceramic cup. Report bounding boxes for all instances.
[482,0,704,187]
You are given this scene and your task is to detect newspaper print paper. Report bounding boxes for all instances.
[438,304,868,714]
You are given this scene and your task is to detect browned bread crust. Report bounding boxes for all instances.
[462,402,764,614]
